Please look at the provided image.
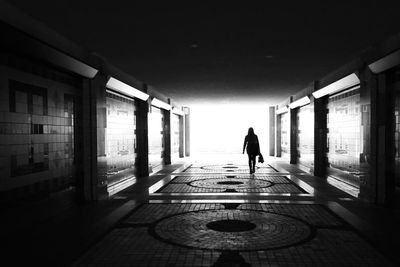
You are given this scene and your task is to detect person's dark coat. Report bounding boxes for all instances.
[243,134,260,156]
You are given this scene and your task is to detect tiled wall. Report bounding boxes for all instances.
[171,114,180,159]
[104,92,137,186]
[327,88,361,179]
[297,104,314,168]
[392,71,400,187]
[0,64,79,200]
[280,112,290,158]
[148,106,164,170]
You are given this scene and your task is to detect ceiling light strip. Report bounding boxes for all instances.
[276,105,289,114]
[152,98,171,110]
[312,73,360,99]
[172,107,184,116]
[288,96,311,109]
[368,49,400,74]
[106,77,149,101]
[52,51,99,78]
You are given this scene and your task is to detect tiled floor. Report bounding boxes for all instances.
[71,160,396,266]
[183,164,278,174]
[74,203,391,266]
[155,175,307,194]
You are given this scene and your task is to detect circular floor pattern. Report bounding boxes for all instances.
[217,181,243,185]
[151,209,315,251]
[201,165,261,171]
[206,220,256,232]
[189,178,272,190]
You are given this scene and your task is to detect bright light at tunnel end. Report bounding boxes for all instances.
[190,102,270,158]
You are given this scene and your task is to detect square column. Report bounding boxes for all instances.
[135,98,149,177]
[358,68,377,202]
[184,107,190,157]
[290,108,297,164]
[179,114,184,158]
[81,73,108,201]
[313,95,328,177]
[276,107,282,157]
[163,104,171,165]
[269,106,276,156]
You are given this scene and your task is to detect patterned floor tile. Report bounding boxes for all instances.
[156,175,307,194]
[73,203,392,267]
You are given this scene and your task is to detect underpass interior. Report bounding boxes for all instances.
[1,1,400,267]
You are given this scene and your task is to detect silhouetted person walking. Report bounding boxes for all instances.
[243,127,260,174]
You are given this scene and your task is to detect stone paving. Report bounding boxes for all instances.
[73,203,393,266]
[156,175,307,193]
[152,209,314,251]
[72,163,395,266]
[183,164,277,174]
[171,175,290,183]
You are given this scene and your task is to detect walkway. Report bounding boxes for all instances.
[2,156,399,266]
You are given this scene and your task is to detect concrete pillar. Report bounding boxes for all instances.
[79,72,108,201]
[383,69,400,206]
[163,102,171,165]
[290,107,297,164]
[269,106,276,156]
[135,96,149,177]
[358,68,377,202]
[179,113,184,158]
[75,80,88,203]
[376,73,389,204]
[371,70,397,205]
[276,108,282,157]
[313,93,328,178]
[184,107,190,157]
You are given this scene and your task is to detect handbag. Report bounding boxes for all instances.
[258,153,264,163]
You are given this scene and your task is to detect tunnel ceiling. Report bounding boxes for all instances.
[4,1,400,105]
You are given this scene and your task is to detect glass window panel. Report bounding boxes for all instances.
[171,114,180,157]
[297,104,314,168]
[148,106,164,169]
[105,94,136,184]
[327,88,361,185]
[280,112,290,157]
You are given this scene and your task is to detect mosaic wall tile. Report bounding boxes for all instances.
[0,66,79,196]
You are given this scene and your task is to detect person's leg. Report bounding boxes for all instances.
[252,155,256,173]
[247,154,252,174]
[251,155,256,174]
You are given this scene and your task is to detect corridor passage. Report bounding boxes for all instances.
[70,156,396,266]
